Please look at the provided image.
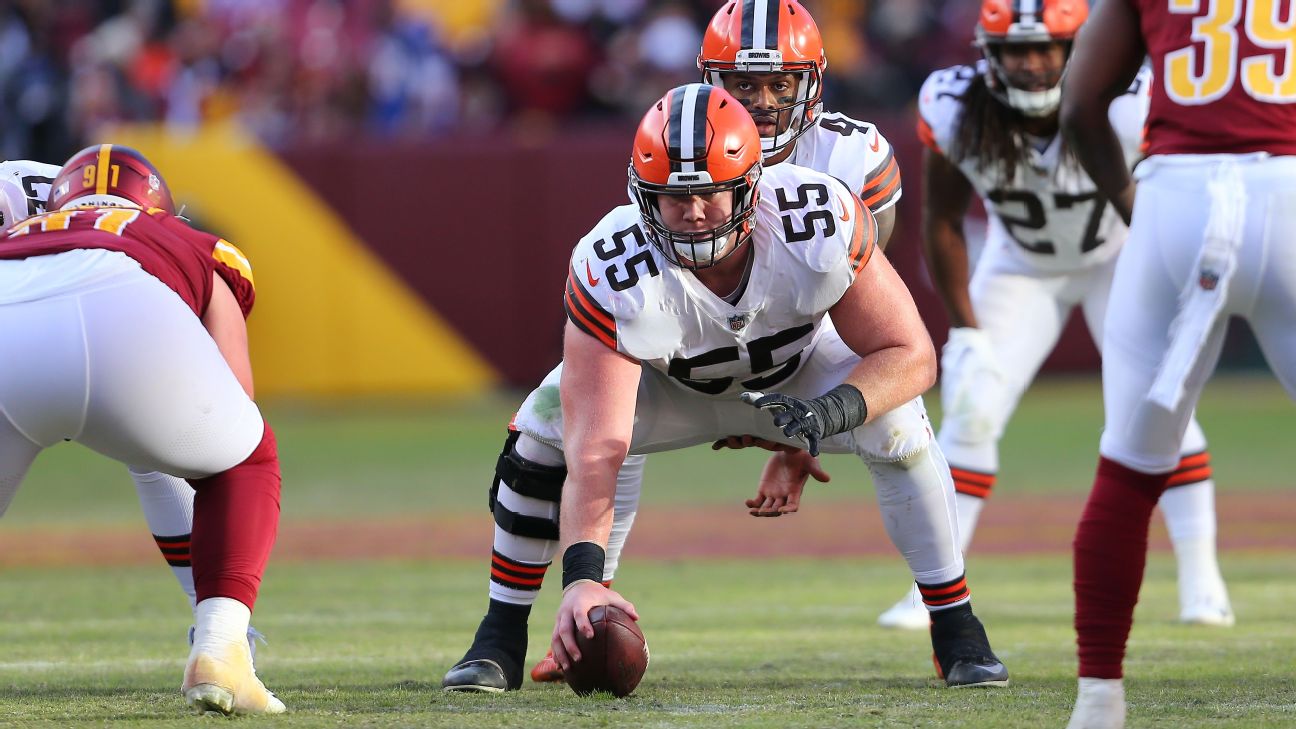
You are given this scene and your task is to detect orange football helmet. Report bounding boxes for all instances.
[47,144,175,215]
[698,0,826,160]
[975,0,1089,116]
[629,83,762,270]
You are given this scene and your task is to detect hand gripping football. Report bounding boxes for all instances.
[565,605,649,697]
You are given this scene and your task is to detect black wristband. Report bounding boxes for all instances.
[808,384,869,437]
[561,541,606,589]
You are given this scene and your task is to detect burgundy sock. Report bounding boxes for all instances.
[190,423,282,610]
[1074,456,1170,679]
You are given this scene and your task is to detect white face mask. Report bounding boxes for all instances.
[672,231,737,268]
[1002,85,1062,117]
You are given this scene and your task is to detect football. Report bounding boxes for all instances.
[565,605,649,697]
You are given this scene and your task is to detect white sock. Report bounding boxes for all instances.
[954,492,985,553]
[192,597,251,654]
[1159,479,1216,543]
[129,467,197,609]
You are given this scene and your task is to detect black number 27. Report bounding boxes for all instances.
[986,189,1108,255]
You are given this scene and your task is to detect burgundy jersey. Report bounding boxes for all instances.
[0,207,255,317]
[1138,0,1296,156]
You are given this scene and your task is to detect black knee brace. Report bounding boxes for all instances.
[487,430,566,541]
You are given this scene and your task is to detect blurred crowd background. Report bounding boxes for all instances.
[0,0,982,163]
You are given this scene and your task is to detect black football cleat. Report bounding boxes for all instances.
[443,601,529,692]
[442,658,517,693]
[930,604,1010,688]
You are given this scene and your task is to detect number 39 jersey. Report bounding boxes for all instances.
[564,163,877,397]
[917,62,1151,273]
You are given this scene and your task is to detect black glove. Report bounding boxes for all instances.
[740,385,868,457]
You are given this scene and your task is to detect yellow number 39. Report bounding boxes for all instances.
[1167,0,1296,104]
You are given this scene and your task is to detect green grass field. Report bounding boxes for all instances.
[1,375,1292,726]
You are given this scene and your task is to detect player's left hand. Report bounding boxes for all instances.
[551,581,638,672]
[746,448,830,517]
[740,391,826,456]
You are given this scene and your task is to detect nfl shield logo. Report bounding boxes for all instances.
[727,314,749,332]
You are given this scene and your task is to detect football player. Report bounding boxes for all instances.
[0,145,283,715]
[0,158,265,655]
[441,83,1009,694]
[1062,0,1296,724]
[872,0,1233,632]
[525,0,915,684]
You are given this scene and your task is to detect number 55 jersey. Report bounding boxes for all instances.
[514,162,932,459]
[917,62,1151,275]
[566,162,874,395]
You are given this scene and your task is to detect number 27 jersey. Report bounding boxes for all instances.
[918,63,1151,273]
[563,163,877,397]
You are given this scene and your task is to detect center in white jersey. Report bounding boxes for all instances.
[564,163,876,397]
[917,61,1151,273]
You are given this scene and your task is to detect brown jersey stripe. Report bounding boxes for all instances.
[847,196,876,275]
[565,273,617,349]
[566,270,615,332]
[862,160,901,208]
[862,150,897,192]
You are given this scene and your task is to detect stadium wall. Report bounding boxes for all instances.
[106,116,1102,396]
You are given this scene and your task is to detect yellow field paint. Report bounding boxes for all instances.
[107,122,499,397]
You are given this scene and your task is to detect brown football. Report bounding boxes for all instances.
[565,605,649,697]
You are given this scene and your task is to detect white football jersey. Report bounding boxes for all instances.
[917,62,1151,273]
[0,159,60,228]
[564,163,877,397]
[789,111,902,215]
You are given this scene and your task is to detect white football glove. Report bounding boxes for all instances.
[939,327,1005,442]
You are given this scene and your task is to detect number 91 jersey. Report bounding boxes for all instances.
[917,62,1151,273]
[564,163,877,397]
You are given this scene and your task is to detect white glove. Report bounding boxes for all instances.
[941,327,1000,378]
[939,327,1005,442]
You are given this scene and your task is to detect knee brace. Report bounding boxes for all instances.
[488,431,566,541]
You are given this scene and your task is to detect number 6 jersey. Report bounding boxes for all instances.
[564,163,877,397]
[917,62,1152,274]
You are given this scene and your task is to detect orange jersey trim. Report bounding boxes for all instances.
[847,195,876,275]
[916,115,939,152]
[564,270,617,350]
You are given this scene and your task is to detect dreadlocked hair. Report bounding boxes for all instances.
[948,72,1079,186]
